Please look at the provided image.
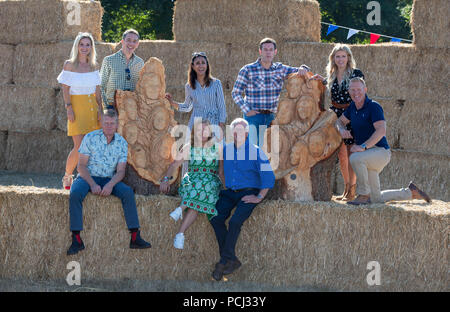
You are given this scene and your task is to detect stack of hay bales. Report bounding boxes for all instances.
[0,0,114,174]
[0,185,447,291]
[0,0,448,201]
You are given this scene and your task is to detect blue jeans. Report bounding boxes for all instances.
[244,113,275,146]
[69,176,140,231]
[209,188,260,264]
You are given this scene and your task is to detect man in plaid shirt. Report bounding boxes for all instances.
[232,38,310,145]
[100,29,144,110]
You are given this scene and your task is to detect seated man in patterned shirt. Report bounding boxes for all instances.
[67,109,151,255]
[210,118,275,281]
[100,29,144,110]
[231,37,311,146]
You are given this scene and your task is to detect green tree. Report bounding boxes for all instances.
[318,0,413,44]
[100,0,174,42]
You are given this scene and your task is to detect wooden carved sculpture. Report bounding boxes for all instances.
[263,72,342,201]
[115,57,179,186]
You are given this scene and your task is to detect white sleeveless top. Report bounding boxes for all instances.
[57,70,101,95]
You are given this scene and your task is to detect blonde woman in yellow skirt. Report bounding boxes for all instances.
[57,32,102,190]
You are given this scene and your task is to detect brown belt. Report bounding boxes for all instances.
[331,101,350,110]
[258,110,273,114]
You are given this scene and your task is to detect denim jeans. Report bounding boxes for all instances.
[209,188,260,264]
[69,176,140,231]
[244,112,275,146]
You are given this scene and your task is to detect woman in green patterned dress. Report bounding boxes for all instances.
[160,120,224,249]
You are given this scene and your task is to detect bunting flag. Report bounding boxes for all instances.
[346,29,359,40]
[326,24,339,36]
[370,33,381,44]
[322,22,412,44]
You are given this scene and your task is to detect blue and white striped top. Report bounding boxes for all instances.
[178,78,227,129]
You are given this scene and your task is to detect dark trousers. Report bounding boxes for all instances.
[209,188,260,264]
[69,176,140,231]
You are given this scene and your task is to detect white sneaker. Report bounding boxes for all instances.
[170,206,183,221]
[174,233,185,249]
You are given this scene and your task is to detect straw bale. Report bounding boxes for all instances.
[173,0,321,44]
[334,149,450,201]
[0,186,447,291]
[379,149,450,202]
[350,44,449,103]
[0,45,14,85]
[0,131,7,170]
[0,85,56,132]
[118,40,231,90]
[14,41,115,88]
[0,0,103,45]
[5,130,72,173]
[397,101,449,155]
[411,0,450,49]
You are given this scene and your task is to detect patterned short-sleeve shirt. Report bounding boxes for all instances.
[78,129,128,178]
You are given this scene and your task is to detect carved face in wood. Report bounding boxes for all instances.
[115,57,178,185]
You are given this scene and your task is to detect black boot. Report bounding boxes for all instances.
[129,230,151,249]
[67,232,85,255]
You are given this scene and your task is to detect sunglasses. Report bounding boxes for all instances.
[192,51,206,57]
[125,68,131,80]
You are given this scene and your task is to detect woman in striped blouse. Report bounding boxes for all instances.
[165,52,226,136]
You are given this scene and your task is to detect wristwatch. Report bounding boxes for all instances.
[65,102,72,108]
[161,176,172,182]
[361,143,368,150]
[257,194,264,200]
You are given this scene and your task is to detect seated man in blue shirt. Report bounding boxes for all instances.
[210,118,275,281]
[67,109,151,255]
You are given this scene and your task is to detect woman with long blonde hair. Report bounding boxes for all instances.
[160,119,223,250]
[57,32,103,190]
[312,44,364,201]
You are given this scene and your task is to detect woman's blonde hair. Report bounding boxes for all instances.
[68,32,97,70]
[326,44,356,91]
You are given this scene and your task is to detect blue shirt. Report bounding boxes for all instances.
[344,95,390,149]
[223,139,275,190]
[78,129,128,178]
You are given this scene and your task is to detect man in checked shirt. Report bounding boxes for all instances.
[232,38,311,146]
[100,29,144,110]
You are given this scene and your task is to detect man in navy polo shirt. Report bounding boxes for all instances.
[210,118,275,281]
[335,77,431,205]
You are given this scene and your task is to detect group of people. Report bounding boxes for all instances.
[58,29,431,281]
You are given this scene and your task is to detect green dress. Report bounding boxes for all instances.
[179,145,221,220]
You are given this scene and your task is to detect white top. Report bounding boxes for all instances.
[57,70,101,95]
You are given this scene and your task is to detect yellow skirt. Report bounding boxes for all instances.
[68,94,101,136]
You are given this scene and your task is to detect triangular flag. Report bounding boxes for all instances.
[370,33,381,44]
[347,29,359,40]
[391,38,401,43]
[326,25,339,36]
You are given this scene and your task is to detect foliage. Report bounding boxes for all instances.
[100,0,174,42]
[99,0,413,44]
[318,0,413,44]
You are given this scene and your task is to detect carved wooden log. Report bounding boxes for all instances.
[115,57,180,195]
[263,72,341,201]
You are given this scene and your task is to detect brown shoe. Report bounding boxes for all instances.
[343,184,356,201]
[223,259,242,275]
[336,183,349,200]
[408,182,431,203]
[212,262,226,281]
[348,194,371,205]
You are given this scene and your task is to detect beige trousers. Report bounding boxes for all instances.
[349,147,412,203]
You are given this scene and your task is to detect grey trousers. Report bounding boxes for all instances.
[349,147,412,203]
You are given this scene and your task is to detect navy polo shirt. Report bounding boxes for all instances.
[223,139,275,190]
[344,95,390,149]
